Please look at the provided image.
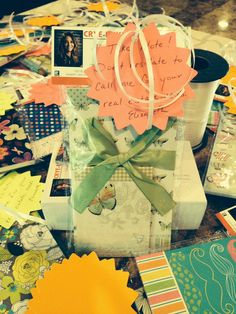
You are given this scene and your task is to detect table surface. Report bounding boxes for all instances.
[1,0,236,307]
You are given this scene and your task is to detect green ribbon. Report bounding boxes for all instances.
[72,118,176,216]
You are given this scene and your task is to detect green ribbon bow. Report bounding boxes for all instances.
[72,118,176,216]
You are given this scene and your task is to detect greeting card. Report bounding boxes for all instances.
[0,171,44,229]
[136,237,236,314]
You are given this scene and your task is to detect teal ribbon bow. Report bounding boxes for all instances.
[72,118,176,216]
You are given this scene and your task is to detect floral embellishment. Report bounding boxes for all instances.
[0,227,19,242]
[0,147,9,161]
[11,299,29,314]
[20,225,57,251]
[12,152,32,164]
[0,275,28,304]
[2,125,26,141]
[0,120,10,135]
[12,250,49,286]
[0,139,3,146]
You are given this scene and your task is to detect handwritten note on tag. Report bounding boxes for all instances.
[0,171,44,228]
[86,23,197,134]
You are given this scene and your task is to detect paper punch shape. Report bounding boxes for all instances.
[26,252,137,314]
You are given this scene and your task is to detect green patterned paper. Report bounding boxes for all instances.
[166,237,236,314]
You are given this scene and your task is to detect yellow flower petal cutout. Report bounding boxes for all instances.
[0,44,26,56]
[0,91,16,115]
[0,29,34,39]
[88,1,120,11]
[25,16,61,27]
[221,65,236,85]
[26,252,137,314]
[225,98,236,114]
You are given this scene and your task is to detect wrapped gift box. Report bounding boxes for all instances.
[67,87,177,256]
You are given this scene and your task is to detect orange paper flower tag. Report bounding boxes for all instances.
[26,252,137,314]
[86,23,197,134]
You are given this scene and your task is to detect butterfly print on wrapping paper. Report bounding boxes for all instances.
[88,183,116,215]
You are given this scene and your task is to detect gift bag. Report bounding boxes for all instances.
[63,18,197,256]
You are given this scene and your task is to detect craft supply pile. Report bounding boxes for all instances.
[0,1,236,313]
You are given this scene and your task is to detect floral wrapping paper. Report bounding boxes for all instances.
[0,109,34,172]
[0,221,64,313]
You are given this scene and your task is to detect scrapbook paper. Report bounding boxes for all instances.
[18,102,64,158]
[0,171,44,228]
[0,89,17,116]
[204,110,236,198]
[86,23,197,134]
[136,237,236,314]
[0,221,64,313]
[0,109,35,172]
[19,102,63,141]
[26,252,137,314]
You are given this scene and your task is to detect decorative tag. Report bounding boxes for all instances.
[26,252,137,313]
[86,23,197,134]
